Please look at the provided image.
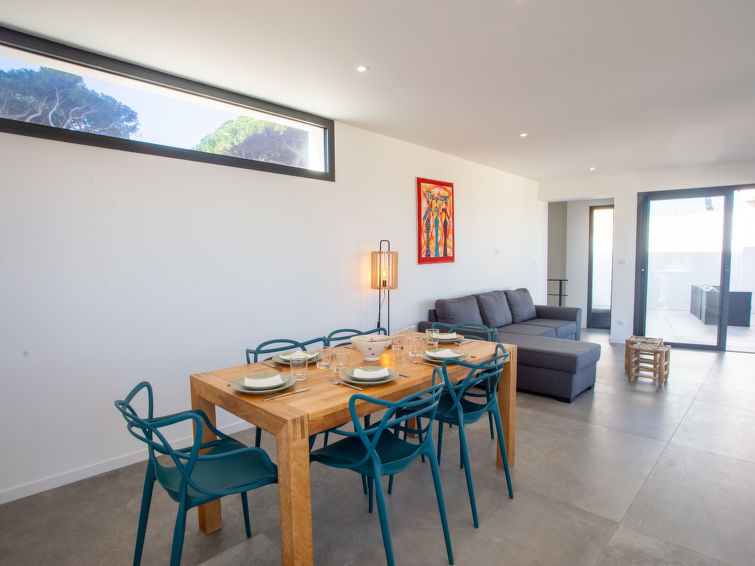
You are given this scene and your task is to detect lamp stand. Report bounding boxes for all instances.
[376,239,392,334]
[377,287,391,335]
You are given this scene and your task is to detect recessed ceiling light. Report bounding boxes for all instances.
[519,131,528,138]
[589,167,596,172]
[356,64,369,73]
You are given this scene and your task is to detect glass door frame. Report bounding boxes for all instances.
[634,185,742,351]
[587,204,614,329]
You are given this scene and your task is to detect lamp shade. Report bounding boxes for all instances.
[371,250,398,290]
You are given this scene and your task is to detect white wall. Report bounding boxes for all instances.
[540,161,755,343]
[565,199,614,327]
[0,122,544,502]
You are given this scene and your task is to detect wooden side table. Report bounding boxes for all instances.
[626,337,670,386]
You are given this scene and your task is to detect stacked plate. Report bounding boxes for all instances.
[422,348,467,364]
[273,350,319,365]
[230,372,295,395]
[340,366,399,386]
[436,332,463,343]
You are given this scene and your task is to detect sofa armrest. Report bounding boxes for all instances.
[417,320,434,333]
[535,305,582,340]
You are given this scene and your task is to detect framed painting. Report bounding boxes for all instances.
[417,177,454,264]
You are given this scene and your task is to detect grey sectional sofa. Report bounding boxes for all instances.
[418,288,601,402]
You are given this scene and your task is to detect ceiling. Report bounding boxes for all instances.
[3,0,755,181]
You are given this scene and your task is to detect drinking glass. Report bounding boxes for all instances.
[391,335,404,351]
[408,336,424,359]
[290,357,308,381]
[425,328,439,350]
[333,349,350,374]
[316,347,332,370]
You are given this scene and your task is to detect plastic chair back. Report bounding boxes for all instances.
[431,321,497,341]
[326,327,387,346]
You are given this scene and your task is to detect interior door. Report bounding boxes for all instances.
[587,205,614,329]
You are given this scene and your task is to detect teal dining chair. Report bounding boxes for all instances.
[434,344,514,528]
[431,321,497,342]
[310,379,454,566]
[432,321,497,438]
[245,336,328,447]
[114,381,278,566]
[326,327,387,346]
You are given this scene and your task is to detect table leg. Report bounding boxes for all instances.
[497,346,517,468]
[191,388,222,533]
[276,414,314,566]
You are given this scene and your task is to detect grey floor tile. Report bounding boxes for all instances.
[517,386,694,442]
[502,407,667,522]
[670,398,755,463]
[623,443,755,566]
[597,525,727,566]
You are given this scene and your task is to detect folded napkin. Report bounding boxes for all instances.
[244,374,284,389]
[352,367,390,379]
[426,349,461,359]
[436,332,458,340]
[280,349,317,361]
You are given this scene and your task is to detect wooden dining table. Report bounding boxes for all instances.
[190,334,517,566]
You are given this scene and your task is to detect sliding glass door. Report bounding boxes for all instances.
[635,185,755,351]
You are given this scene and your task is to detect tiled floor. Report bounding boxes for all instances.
[646,307,755,352]
[1,329,754,566]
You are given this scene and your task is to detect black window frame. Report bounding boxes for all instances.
[0,25,335,181]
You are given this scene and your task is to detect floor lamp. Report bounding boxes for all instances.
[371,240,398,334]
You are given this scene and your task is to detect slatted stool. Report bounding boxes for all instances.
[624,336,663,377]
[627,340,671,386]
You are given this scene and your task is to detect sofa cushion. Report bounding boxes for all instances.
[475,291,513,328]
[498,323,556,337]
[504,288,536,322]
[497,333,601,373]
[525,318,578,339]
[435,295,484,325]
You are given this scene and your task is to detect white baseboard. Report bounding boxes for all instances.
[0,421,254,505]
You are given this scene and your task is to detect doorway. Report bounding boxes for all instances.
[587,205,614,329]
[635,185,755,352]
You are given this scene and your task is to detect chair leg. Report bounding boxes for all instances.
[436,421,444,464]
[458,423,479,528]
[133,466,156,566]
[486,380,495,439]
[492,407,514,499]
[170,497,188,566]
[322,431,330,447]
[254,426,262,448]
[241,492,251,537]
[388,474,394,494]
[371,469,396,566]
[361,474,368,495]
[427,446,455,565]
[368,477,374,514]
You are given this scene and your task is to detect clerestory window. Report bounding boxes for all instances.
[0,26,334,181]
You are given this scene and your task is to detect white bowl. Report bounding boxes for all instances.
[350,334,393,361]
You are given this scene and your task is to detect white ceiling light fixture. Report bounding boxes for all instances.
[589,167,596,172]
[356,64,369,73]
[519,131,528,138]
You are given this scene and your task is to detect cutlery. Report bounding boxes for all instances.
[455,340,474,345]
[261,361,283,371]
[398,372,411,379]
[411,360,438,368]
[263,388,310,401]
[330,378,362,391]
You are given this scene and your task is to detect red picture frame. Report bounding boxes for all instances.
[417,177,455,264]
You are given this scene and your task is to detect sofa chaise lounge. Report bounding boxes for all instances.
[417,288,601,402]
